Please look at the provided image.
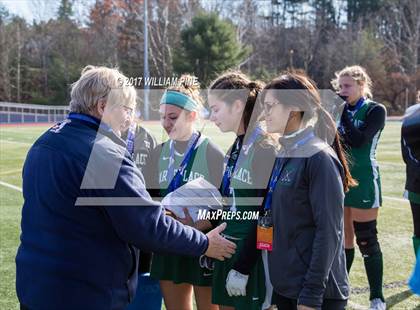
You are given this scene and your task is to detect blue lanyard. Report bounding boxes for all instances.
[263,131,315,211]
[68,112,113,133]
[167,132,201,193]
[263,157,287,211]
[220,137,242,197]
[220,126,264,197]
[338,97,365,134]
[347,97,365,119]
[125,123,136,156]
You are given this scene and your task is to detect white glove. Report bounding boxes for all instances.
[225,269,249,297]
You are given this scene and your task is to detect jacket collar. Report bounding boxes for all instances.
[278,126,314,151]
[68,112,126,148]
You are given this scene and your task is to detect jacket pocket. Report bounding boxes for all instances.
[323,271,350,299]
[126,244,138,303]
[293,229,315,268]
[127,244,137,278]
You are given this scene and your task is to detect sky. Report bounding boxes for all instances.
[1,0,347,25]
[1,0,34,21]
[0,0,92,23]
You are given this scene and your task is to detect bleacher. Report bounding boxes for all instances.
[0,102,69,124]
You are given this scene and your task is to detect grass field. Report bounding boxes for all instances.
[0,121,419,309]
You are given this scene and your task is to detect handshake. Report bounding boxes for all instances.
[203,222,236,261]
[201,223,248,297]
[162,178,236,261]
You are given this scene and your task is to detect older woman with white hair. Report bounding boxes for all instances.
[15,66,236,310]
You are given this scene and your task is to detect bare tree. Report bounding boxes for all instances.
[378,0,420,106]
[0,8,11,101]
[30,0,57,22]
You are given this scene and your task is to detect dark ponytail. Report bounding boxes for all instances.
[209,71,264,133]
[317,107,357,192]
[243,81,264,133]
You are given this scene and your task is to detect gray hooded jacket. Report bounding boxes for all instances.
[268,127,349,309]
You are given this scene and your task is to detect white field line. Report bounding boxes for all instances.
[0,169,22,176]
[383,195,408,203]
[0,139,32,146]
[378,161,405,167]
[0,181,22,192]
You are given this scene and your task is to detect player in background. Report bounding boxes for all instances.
[332,65,387,310]
[401,93,420,257]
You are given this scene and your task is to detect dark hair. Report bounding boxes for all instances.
[262,71,357,192]
[209,71,264,133]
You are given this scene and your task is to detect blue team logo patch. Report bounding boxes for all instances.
[50,119,71,133]
[353,119,365,128]
[279,165,296,186]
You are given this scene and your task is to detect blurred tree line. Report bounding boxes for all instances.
[0,0,418,114]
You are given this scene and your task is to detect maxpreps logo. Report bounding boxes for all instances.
[197,209,260,221]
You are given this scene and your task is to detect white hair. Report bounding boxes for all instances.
[69,65,136,114]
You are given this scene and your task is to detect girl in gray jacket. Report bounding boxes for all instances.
[260,72,356,310]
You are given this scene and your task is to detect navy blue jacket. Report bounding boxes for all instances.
[16,113,208,310]
[401,104,420,193]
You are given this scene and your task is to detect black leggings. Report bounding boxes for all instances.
[411,202,420,237]
[272,292,347,310]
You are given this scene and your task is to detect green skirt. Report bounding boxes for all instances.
[408,191,420,204]
[150,253,212,286]
[212,237,265,310]
[345,165,382,209]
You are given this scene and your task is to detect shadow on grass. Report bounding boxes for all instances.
[386,289,415,309]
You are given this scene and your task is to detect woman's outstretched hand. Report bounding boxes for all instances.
[204,222,236,261]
